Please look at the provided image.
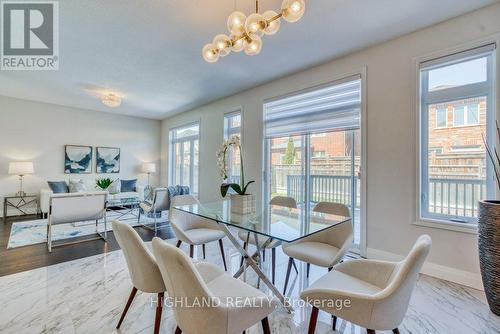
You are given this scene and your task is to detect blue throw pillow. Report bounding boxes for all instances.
[121,179,137,192]
[48,181,69,193]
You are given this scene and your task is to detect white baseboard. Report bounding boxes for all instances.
[366,247,484,291]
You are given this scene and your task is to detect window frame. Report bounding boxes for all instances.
[223,108,243,184]
[417,43,496,230]
[168,121,200,195]
[452,104,480,127]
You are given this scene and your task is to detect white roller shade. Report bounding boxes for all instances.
[264,75,361,138]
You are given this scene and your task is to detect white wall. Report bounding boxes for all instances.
[0,95,161,216]
[161,3,500,289]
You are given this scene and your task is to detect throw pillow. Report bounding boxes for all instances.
[108,179,121,194]
[121,179,137,192]
[69,179,87,193]
[48,181,69,193]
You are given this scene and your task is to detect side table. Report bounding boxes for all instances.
[3,194,40,222]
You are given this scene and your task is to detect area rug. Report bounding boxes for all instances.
[7,210,167,249]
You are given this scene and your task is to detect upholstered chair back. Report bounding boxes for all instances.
[372,235,432,327]
[152,238,228,333]
[112,221,165,293]
[270,196,297,208]
[49,192,106,225]
[310,202,353,248]
[152,188,169,212]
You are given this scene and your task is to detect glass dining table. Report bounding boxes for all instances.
[174,199,352,313]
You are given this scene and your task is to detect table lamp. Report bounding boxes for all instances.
[141,163,156,186]
[8,162,34,197]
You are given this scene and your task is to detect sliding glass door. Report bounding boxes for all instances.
[266,130,361,248]
[264,75,363,250]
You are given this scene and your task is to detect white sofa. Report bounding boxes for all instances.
[40,179,144,216]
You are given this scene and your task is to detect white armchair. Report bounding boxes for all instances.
[282,201,353,294]
[152,238,276,334]
[47,192,107,252]
[112,221,166,334]
[170,195,228,270]
[301,235,432,334]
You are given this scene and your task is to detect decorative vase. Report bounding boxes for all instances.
[478,200,500,316]
[230,194,256,215]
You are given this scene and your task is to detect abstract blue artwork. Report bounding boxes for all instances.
[65,145,92,174]
[96,147,120,173]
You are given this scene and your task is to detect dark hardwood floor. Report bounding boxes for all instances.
[0,215,175,277]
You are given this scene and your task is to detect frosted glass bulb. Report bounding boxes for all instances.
[244,36,262,56]
[230,34,247,52]
[245,13,266,38]
[202,43,219,63]
[281,0,305,23]
[213,34,232,57]
[263,10,280,35]
[227,11,247,35]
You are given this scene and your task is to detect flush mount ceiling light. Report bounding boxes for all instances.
[101,93,122,108]
[202,0,305,63]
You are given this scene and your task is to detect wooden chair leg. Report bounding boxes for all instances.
[202,244,206,259]
[261,317,271,334]
[176,240,182,248]
[271,248,276,284]
[332,315,337,330]
[153,292,164,334]
[308,307,319,334]
[367,330,376,334]
[116,287,138,328]
[307,263,311,278]
[283,257,293,294]
[189,245,194,258]
[392,329,400,334]
[174,326,182,334]
[219,239,227,271]
[240,242,247,267]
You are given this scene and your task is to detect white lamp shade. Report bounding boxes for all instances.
[141,163,156,173]
[8,162,34,175]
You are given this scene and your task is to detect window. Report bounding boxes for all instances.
[419,44,495,224]
[312,150,326,158]
[453,104,480,126]
[264,75,363,248]
[169,123,199,194]
[223,111,242,183]
[435,108,447,128]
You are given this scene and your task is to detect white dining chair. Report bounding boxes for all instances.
[170,195,228,270]
[112,221,166,334]
[151,237,276,334]
[237,195,298,284]
[301,235,432,334]
[139,187,169,234]
[282,201,353,294]
[47,192,107,252]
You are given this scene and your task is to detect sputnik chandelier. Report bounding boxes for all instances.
[202,0,306,63]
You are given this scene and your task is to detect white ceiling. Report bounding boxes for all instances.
[0,0,497,119]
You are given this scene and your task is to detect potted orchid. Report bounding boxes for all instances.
[217,135,256,214]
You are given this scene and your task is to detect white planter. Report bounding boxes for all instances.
[230,194,256,215]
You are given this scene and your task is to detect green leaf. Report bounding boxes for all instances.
[242,181,255,194]
[220,183,244,197]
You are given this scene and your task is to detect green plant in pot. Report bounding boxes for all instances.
[480,123,500,315]
[217,135,255,214]
[96,177,114,191]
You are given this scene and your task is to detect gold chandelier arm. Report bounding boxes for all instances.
[267,12,283,23]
